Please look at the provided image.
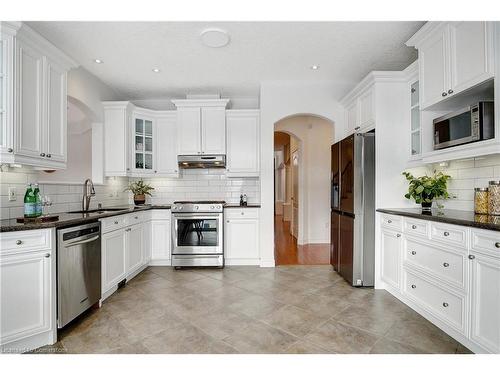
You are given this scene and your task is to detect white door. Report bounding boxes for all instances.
[151,220,171,261]
[44,58,67,162]
[126,224,144,276]
[346,101,358,134]
[419,27,449,109]
[177,107,201,155]
[0,251,52,345]
[15,41,44,159]
[201,106,226,154]
[470,252,500,353]
[226,113,259,177]
[225,218,259,261]
[155,115,178,176]
[381,229,402,289]
[291,150,299,239]
[449,22,493,94]
[101,229,126,292]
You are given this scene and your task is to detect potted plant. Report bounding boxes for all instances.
[124,180,154,205]
[402,171,452,210]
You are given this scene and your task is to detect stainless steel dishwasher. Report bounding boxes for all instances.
[57,222,101,328]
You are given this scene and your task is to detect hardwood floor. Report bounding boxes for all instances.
[274,215,330,265]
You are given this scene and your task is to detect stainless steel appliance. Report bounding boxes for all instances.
[178,154,226,169]
[171,201,224,267]
[57,222,101,328]
[433,101,494,150]
[331,132,375,287]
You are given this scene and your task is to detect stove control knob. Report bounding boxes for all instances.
[210,205,215,209]
[178,206,182,210]
[217,205,221,209]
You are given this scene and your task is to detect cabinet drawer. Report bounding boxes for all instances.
[403,218,429,238]
[100,215,128,233]
[471,228,500,258]
[380,214,402,231]
[404,238,466,290]
[403,268,466,333]
[430,222,468,249]
[0,229,52,254]
[125,212,145,225]
[225,208,259,219]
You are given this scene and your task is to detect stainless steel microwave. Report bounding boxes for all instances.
[433,101,494,150]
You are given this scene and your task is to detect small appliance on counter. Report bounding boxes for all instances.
[239,194,248,206]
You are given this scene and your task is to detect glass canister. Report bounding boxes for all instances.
[474,188,489,215]
[488,181,500,216]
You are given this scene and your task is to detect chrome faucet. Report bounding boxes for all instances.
[82,179,96,211]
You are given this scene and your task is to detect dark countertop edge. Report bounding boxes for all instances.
[224,204,261,208]
[377,208,500,232]
[0,205,172,233]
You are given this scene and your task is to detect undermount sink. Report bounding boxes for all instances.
[67,208,128,214]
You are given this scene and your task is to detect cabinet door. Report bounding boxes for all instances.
[126,224,144,276]
[419,28,449,109]
[358,89,374,130]
[380,229,402,290]
[45,58,67,162]
[177,107,201,155]
[225,218,259,261]
[449,22,493,94]
[226,113,259,177]
[151,220,171,261]
[155,115,178,176]
[0,33,14,156]
[470,252,500,353]
[0,251,52,344]
[346,101,357,135]
[15,41,44,158]
[101,229,126,292]
[201,106,226,154]
[132,117,154,174]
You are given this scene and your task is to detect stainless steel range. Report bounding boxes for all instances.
[171,201,225,268]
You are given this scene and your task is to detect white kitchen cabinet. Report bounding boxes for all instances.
[0,23,16,161]
[101,228,127,294]
[176,107,201,155]
[469,251,500,353]
[103,101,133,176]
[201,106,226,154]
[357,88,374,130]
[131,114,155,175]
[224,208,260,265]
[149,219,171,265]
[380,228,402,290]
[126,223,144,276]
[226,110,260,177]
[346,101,358,135]
[341,78,375,136]
[155,112,179,177]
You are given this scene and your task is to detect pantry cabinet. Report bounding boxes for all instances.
[224,208,260,265]
[226,110,260,177]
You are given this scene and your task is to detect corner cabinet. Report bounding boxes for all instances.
[226,110,260,177]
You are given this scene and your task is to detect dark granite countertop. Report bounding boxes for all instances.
[377,208,500,232]
[224,204,261,208]
[0,205,171,233]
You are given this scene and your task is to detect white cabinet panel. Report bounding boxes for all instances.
[226,111,260,177]
[102,229,126,292]
[103,103,131,176]
[126,224,144,275]
[201,106,226,154]
[346,101,357,135]
[151,220,171,261]
[225,213,259,264]
[358,89,374,129]
[177,107,201,155]
[155,115,178,176]
[380,228,402,289]
[45,58,67,162]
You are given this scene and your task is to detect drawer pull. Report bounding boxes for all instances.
[241,212,244,215]
[447,89,454,94]
[441,92,447,97]
[443,232,450,237]
[411,225,417,229]
[135,216,139,219]
[468,255,475,260]
[387,220,392,223]
[442,302,449,307]
[16,240,23,245]
[114,221,119,225]
[411,251,416,255]
[44,253,50,258]
[443,262,449,268]
[495,242,500,248]
[396,234,401,238]
[411,284,416,289]
[226,220,230,223]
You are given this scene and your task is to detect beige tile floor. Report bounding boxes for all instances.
[37,266,472,354]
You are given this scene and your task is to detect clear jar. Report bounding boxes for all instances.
[474,188,489,215]
[488,181,500,216]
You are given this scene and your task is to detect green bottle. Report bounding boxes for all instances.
[24,184,37,218]
[33,183,42,217]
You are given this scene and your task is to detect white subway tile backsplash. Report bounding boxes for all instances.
[457,166,494,179]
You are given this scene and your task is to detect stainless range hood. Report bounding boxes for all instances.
[178,155,226,169]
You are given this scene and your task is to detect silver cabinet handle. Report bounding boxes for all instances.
[448,89,453,94]
[442,302,449,307]
[411,251,416,255]
[126,228,131,232]
[396,234,401,238]
[154,170,157,173]
[442,92,447,97]
[44,253,50,258]
[16,240,23,245]
[495,242,500,248]
[226,220,230,223]
[40,153,46,157]
[411,225,417,229]
[443,232,450,237]
[134,216,139,219]
[114,221,119,224]
[411,284,416,289]
[7,148,13,153]
[468,255,475,260]
[411,88,416,93]
[241,212,245,215]
[354,126,360,131]
[443,262,449,268]
[387,220,392,223]
[46,154,51,158]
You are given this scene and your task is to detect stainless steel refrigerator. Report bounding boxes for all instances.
[331,132,375,287]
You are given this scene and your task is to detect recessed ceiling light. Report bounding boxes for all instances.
[200,28,230,48]
[94,59,104,64]
[310,65,319,70]
[152,68,161,73]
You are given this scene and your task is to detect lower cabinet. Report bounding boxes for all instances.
[380,228,402,290]
[101,228,127,294]
[224,208,260,265]
[126,223,144,276]
[149,220,171,264]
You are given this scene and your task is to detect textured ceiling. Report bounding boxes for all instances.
[27,21,424,101]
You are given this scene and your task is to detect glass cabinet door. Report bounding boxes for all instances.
[134,118,153,171]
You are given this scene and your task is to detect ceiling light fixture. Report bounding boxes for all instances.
[94,59,104,64]
[200,28,230,48]
[152,68,161,73]
[310,65,319,70]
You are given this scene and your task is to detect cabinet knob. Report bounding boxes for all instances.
[495,242,500,248]
[355,126,360,131]
[447,89,454,94]
[226,220,230,223]
[441,92,447,97]
[443,262,449,268]
[7,148,13,153]
[468,254,475,260]
[114,221,119,225]
[396,234,401,238]
[442,302,449,307]
[46,154,51,158]
[411,225,417,229]
[241,212,244,215]
[411,250,416,255]
[443,231,450,237]
[44,253,50,258]
[411,88,416,93]
[174,170,178,173]
[411,284,416,289]
[40,153,46,157]
[387,220,392,223]
[16,240,23,245]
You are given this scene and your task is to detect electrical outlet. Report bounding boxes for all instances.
[8,187,16,201]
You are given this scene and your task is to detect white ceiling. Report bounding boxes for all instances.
[28,21,424,101]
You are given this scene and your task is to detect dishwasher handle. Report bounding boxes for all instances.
[64,235,100,246]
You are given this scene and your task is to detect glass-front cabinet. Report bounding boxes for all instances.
[410,80,421,159]
[132,116,154,174]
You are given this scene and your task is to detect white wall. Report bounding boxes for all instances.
[260,81,345,266]
[275,115,333,244]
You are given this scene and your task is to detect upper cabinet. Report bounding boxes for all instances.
[155,112,178,177]
[172,99,229,155]
[407,22,494,110]
[132,114,154,175]
[226,110,260,177]
[341,78,375,137]
[0,22,77,169]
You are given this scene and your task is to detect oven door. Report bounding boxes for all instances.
[172,213,223,255]
[433,108,476,150]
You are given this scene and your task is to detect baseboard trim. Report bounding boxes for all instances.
[225,258,260,266]
[0,329,56,354]
[260,259,276,267]
[149,259,172,266]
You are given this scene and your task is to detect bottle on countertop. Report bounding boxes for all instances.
[33,183,42,217]
[24,184,37,218]
[242,194,248,207]
[239,194,244,206]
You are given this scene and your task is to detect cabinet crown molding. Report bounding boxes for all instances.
[0,21,22,35]
[406,22,449,48]
[171,99,230,108]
